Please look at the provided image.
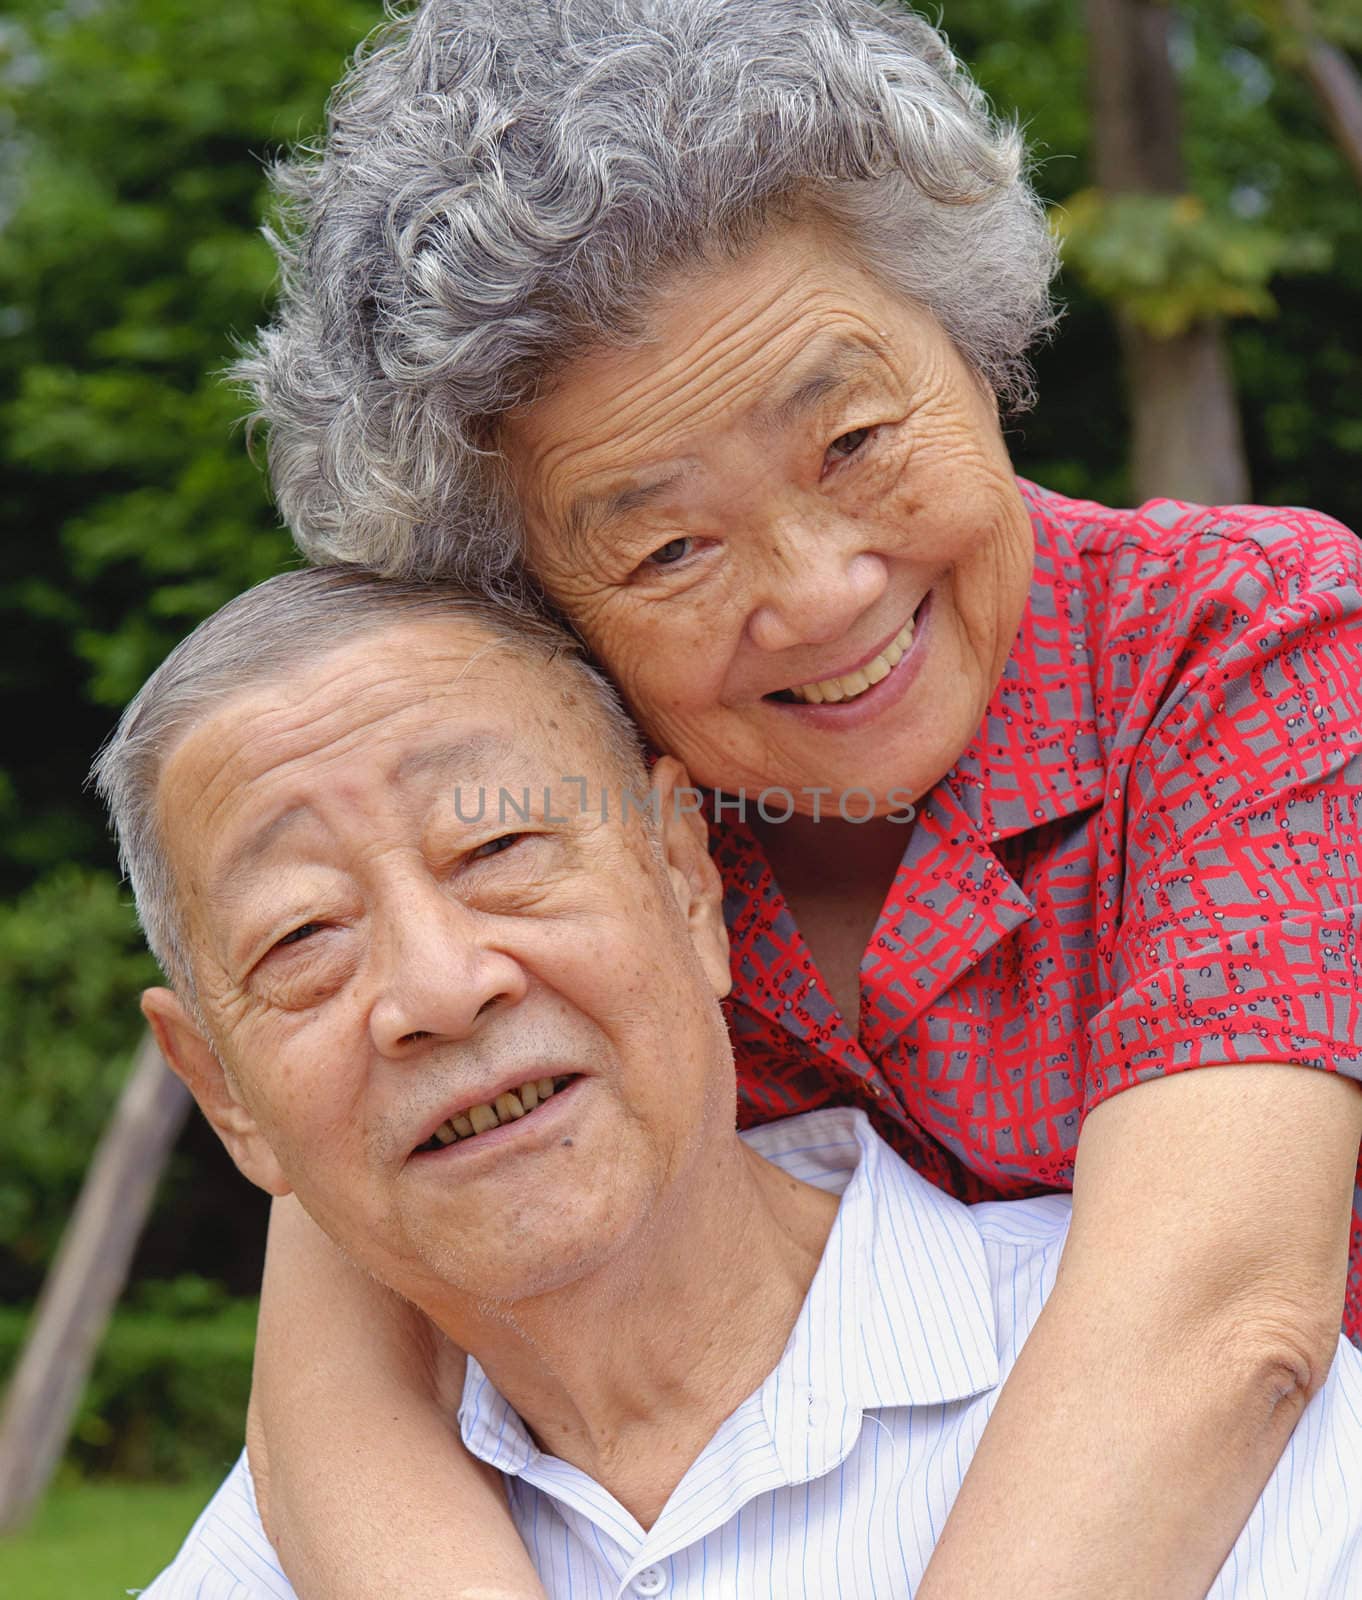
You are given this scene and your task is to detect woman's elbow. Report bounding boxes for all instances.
[1214,1291,1341,1429]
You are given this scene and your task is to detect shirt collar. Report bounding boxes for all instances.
[458,1109,999,1483]
[945,479,1105,840]
[458,1357,538,1475]
[746,1108,999,1482]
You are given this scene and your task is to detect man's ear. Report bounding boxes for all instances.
[649,757,731,999]
[141,986,292,1198]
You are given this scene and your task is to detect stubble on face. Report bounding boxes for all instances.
[155,623,740,1318]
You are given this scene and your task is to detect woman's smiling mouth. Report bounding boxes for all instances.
[767,594,930,709]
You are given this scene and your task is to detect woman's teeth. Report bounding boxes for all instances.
[788,614,916,705]
[424,1077,565,1149]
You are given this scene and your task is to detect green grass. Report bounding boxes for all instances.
[0,1475,225,1598]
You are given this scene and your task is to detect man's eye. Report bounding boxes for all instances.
[277,922,323,949]
[825,426,872,465]
[469,833,523,860]
[644,537,692,567]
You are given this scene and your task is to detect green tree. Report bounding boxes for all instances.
[0,0,380,1297]
[943,0,1362,525]
[0,0,381,893]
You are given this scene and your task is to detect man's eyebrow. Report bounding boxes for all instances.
[211,731,519,897]
[393,730,517,787]
[211,805,312,900]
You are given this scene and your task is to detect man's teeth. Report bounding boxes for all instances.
[469,1103,499,1135]
[424,1077,564,1149]
[493,1091,524,1123]
[788,615,916,705]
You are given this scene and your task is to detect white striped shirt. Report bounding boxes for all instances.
[140,1107,1362,1599]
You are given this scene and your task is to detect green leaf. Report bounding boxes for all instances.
[1053,187,1330,335]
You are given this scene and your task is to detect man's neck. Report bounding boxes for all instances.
[432,1137,839,1529]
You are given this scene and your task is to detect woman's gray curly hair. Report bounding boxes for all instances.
[238,0,1059,584]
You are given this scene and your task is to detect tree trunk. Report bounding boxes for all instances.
[0,1032,191,1534]
[1121,320,1252,506]
[1086,0,1251,505]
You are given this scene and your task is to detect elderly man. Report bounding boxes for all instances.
[100,567,1362,1600]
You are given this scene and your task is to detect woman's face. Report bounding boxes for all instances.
[501,223,1035,814]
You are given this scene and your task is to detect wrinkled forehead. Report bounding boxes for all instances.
[154,618,618,888]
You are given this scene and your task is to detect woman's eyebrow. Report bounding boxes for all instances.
[563,338,885,542]
[750,339,885,437]
[604,464,696,519]
[566,462,699,544]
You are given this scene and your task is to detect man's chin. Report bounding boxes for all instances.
[411,1223,630,1313]
[402,1168,651,1313]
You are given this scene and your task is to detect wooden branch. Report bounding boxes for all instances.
[0,1031,192,1534]
[1296,16,1362,188]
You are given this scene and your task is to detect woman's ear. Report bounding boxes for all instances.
[141,986,293,1197]
[649,757,732,999]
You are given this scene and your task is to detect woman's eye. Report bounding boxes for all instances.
[470,833,523,860]
[276,922,323,949]
[644,536,692,567]
[825,426,872,466]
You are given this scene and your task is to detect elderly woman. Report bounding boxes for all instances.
[233,1,1362,1596]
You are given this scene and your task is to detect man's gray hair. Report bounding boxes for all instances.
[238,0,1058,584]
[90,567,643,992]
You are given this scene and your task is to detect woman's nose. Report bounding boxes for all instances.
[367,884,528,1058]
[744,521,888,655]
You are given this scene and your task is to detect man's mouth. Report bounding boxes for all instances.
[767,599,925,707]
[412,1076,576,1153]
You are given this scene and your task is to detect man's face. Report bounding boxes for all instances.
[144,620,732,1313]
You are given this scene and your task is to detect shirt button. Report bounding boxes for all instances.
[632,1567,667,1596]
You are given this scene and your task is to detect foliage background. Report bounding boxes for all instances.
[0,0,1359,1477]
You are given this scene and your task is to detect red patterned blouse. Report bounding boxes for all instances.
[712,481,1362,1341]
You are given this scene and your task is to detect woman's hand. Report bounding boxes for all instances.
[250,1195,548,1600]
[916,1060,1362,1600]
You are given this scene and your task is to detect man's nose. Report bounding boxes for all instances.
[367,882,527,1059]
[744,518,888,655]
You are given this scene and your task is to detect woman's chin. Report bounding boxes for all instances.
[751,689,981,816]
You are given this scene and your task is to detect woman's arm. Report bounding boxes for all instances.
[916,1060,1362,1600]
[249,1196,548,1600]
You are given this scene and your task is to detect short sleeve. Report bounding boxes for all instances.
[136,1452,296,1600]
[1083,506,1362,1106]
